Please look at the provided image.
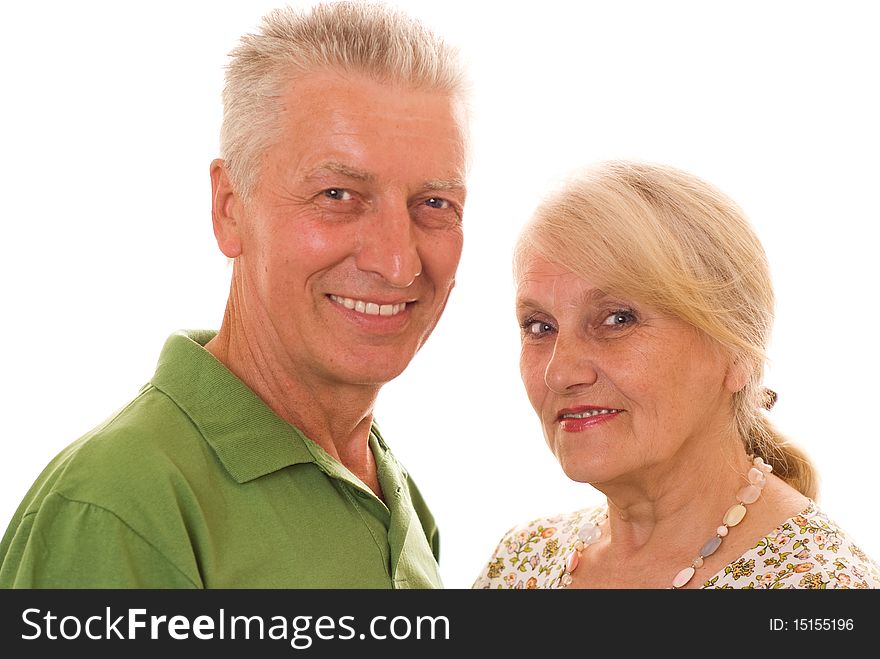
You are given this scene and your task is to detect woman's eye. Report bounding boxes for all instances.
[602,310,636,327]
[424,197,450,209]
[322,188,353,201]
[523,320,554,336]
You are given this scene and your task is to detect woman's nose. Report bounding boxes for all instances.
[543,334,598,394]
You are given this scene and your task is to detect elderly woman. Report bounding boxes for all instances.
[474,161,880,589]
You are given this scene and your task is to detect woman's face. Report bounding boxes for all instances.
[516,253,741,485]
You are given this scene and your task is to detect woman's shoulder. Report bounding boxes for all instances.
[704,500,880,589]
[471,506,605,589]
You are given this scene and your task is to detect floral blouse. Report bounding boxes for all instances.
[472,501,880,589]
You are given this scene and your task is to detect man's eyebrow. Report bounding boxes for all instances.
[304,161,375,182]
[303,163,464,191]
[423,178,466,191]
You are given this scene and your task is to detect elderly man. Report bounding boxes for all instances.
[0,2,467,588]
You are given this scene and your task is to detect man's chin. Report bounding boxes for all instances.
[334,356,415,388]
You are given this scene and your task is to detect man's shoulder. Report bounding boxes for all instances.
[18,383,212,518]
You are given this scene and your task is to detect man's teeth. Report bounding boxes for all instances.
[561,409,621,419]
[330,295,407,317]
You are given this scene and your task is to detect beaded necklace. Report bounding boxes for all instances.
[558,455,773,589]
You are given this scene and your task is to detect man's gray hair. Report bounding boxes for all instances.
[220,1,468,199]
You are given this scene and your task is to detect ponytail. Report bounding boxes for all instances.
[746,407,818,500]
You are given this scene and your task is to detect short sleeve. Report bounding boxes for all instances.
[0,492,199,588]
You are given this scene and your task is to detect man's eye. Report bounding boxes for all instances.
[322,188,353,201]
[424,197,450,209]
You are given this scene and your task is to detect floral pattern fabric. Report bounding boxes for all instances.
[472,501,880,589]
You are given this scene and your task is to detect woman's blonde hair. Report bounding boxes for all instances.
[515,160,817,498]
[220,1,468,199]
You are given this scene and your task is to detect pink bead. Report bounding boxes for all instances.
[672,566,696,588]
[737,484,762,504]
[748,467,766,486]
[716,525,729,537]
[693,556,704,568]
[566,551,580,574]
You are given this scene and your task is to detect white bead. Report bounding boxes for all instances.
[716,525,729,537]
[724,503,748,526]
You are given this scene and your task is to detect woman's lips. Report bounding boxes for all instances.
[556,406,623,432]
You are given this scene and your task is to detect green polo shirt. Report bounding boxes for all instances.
[0,330,442,588]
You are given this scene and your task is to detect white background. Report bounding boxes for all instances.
[1,1,877,589]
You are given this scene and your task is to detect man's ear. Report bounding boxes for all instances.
[210,159,243,258]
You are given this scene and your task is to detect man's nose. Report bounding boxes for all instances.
[355,201,422,287]
[543,333,598,394]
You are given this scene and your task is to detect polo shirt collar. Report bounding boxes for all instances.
[150,330,319,483]
[373,430,439,587]
[149,331,438,586]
